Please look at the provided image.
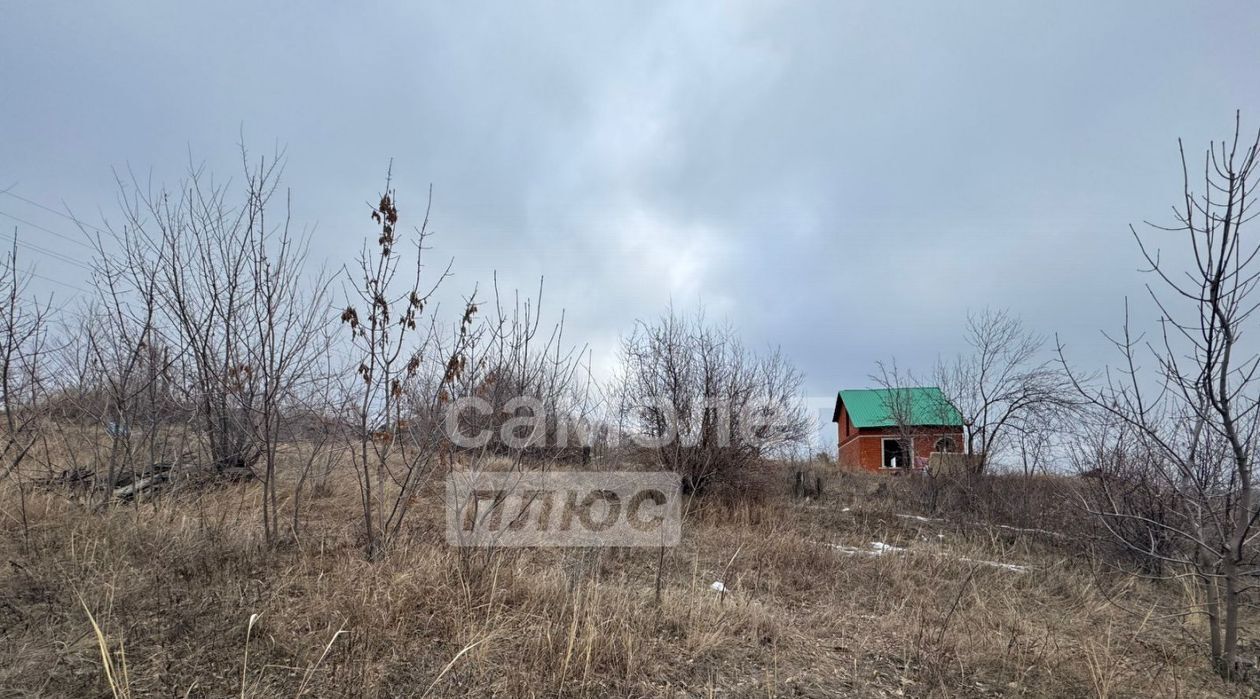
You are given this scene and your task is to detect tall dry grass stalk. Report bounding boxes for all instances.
[79,592,131,699]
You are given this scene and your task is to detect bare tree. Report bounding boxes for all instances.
[936,308,1072,472]
[871,360,966,512]
[43,216,187,507]
[616,306,809,495]
[108,153,278,477]
[286,389,345,541]
[0,239,52,545]
[239,167,335,544]
[75,148,337,545]
[871,359,962,471]
[0,240,51,481]
[340,172,476,558]
[1061,114,1260,680]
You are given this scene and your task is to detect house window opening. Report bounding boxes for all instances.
[934,437,957,453]
[882,438,907,469]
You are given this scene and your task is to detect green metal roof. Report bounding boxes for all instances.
[833,387,963,428]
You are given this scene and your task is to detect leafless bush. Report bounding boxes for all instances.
[95,152,316,476]
[615,306,809,495]
[42,212,188,507]
[1068,415,1178,574]
[440,276,595,462]
[236,166,335,543]
[44,314,188,507]
[38,149,337,545]
[433,279,600,591]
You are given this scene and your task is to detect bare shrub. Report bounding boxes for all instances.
[615,306,809,495]
[440,277,595,463]
[57,149,337,545]
[105,158,270,475]
[1069,414,1179,575]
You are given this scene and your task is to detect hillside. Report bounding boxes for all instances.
[1,462,1249,698]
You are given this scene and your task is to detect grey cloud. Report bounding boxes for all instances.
[3,0,1260,449]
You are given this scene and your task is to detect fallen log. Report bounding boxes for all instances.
[112,472,169,501]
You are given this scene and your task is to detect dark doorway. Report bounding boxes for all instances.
[882,438,906,468]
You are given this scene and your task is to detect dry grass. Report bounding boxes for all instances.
[0,458,1253,697]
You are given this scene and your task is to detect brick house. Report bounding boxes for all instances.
[832,387,964,472]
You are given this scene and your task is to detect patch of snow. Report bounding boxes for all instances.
[992,523,1066,539]
[710,581,728,593]
[895,513,1067,540]
[958,557,1029,573]
[818,541,873,556]
[816,541,907,557]
[813,539,1027,573]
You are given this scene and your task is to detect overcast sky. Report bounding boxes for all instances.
[3,2,1260,445]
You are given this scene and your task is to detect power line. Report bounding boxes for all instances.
[0,231,93,272]
[0,189,110,237]
[0,209,96,251]
[0,195,96,290]
[25,270,88,296]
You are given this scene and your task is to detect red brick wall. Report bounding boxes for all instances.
[837,423,964,472]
